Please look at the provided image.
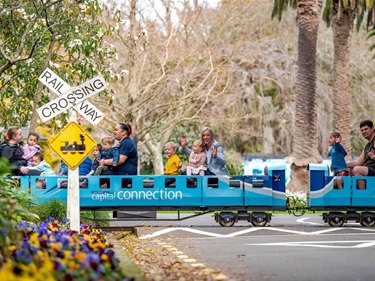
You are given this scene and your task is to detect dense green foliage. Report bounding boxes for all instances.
[0,159,39,263]
[32,199,110,226]
[0,0,115,129]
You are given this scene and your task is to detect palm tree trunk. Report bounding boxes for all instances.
[288,0,323,191]
[332,4,355,160]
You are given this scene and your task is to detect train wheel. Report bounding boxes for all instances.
[328,216,344,227]
[216,212,236,227]
[360,213,375,227]
[250,213,268,227]
[251,219,267,227]
[219,219,235,227]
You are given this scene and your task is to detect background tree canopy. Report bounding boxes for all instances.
[1,0,374,177]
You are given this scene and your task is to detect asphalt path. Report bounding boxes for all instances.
[112,214,375,281]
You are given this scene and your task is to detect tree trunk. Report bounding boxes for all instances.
[263,126,274,154]
[332,4,355,160]
[288,0,322,192]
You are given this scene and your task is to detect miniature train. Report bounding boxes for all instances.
[13,164,375,227]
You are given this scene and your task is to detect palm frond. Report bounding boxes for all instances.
[272,0,298,21]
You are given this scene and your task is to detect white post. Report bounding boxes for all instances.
[68,167,80,232]
[67,110,81,232]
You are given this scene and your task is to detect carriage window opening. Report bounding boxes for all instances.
[36,178,46,189]
[79,177,88,189]
[165,177,176,188]
[333,178,344,189]
[143,178,154,188]
[58,178,68,189]
[121,178,132,188]
[252,179,264,188]
[230,180,241,188]
[207,178,219,188]
[186,178,197,188]
[356,179,367,190]
[100,177,111,189]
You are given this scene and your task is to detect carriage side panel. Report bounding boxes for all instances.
[201,176,243,206]
[351,176,375,207]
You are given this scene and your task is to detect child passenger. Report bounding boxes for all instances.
[163,142,182,187]
[186,140,207,176]
[94,137,119,175]
[57,160,68,176]
[22,132,42,166]
[27,153,55,189]
[327,132,348,189]
[87,144,102,176]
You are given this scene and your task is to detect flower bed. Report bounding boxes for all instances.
[0,218,133,281]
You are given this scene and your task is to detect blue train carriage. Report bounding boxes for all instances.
[307,164,375,227]
[214,164,287,227]
[79,175,203,211]
[16,175,68,203]
[19,174,205,214]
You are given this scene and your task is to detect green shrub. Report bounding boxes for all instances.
[33,199,110,226]
[0,159,39,263]
[227,161,244,175]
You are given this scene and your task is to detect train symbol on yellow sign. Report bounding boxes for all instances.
[50,121,96,169]
[60,134,86,154]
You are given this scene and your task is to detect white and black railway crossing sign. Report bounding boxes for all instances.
[36,68,108,232]
[37,68,108,125]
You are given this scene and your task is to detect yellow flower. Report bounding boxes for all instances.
[100,253,108,261]
[74,251,86,262]
[35,259,55,281]
[83,234,91,242]
[29,232,40,248]
[63,249,72,260]
[50,242,62,252]
[68,260,80,271]
[0,260,17,280]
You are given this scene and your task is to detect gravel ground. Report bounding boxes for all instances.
[114,232,229,281]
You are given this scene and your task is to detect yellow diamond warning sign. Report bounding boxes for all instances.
[49,121,96,170]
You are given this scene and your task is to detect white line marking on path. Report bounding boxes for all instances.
[246,240,375,249]
[296,217,324,225]
[140,227,226,239]
[139,227,375,239]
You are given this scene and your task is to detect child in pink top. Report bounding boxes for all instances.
[186,140,207,175]
[22,132,42,166]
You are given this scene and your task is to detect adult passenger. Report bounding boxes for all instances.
[347,119,375,189]
[0,126,30,175]
[98,123,138,187]
[180,127,229,176]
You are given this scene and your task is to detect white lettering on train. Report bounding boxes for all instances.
[90,190,183,201]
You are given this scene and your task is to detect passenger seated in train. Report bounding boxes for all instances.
[186,139,207,176]
[87,144,102,176]
[94,137,119,175]
[21,132,42,167]
[26,152,55,189]
[347,120,375,189]
[180,127,229,186]
[163,142,182,187]
[326,132,348,189]
[0,126,29,176]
